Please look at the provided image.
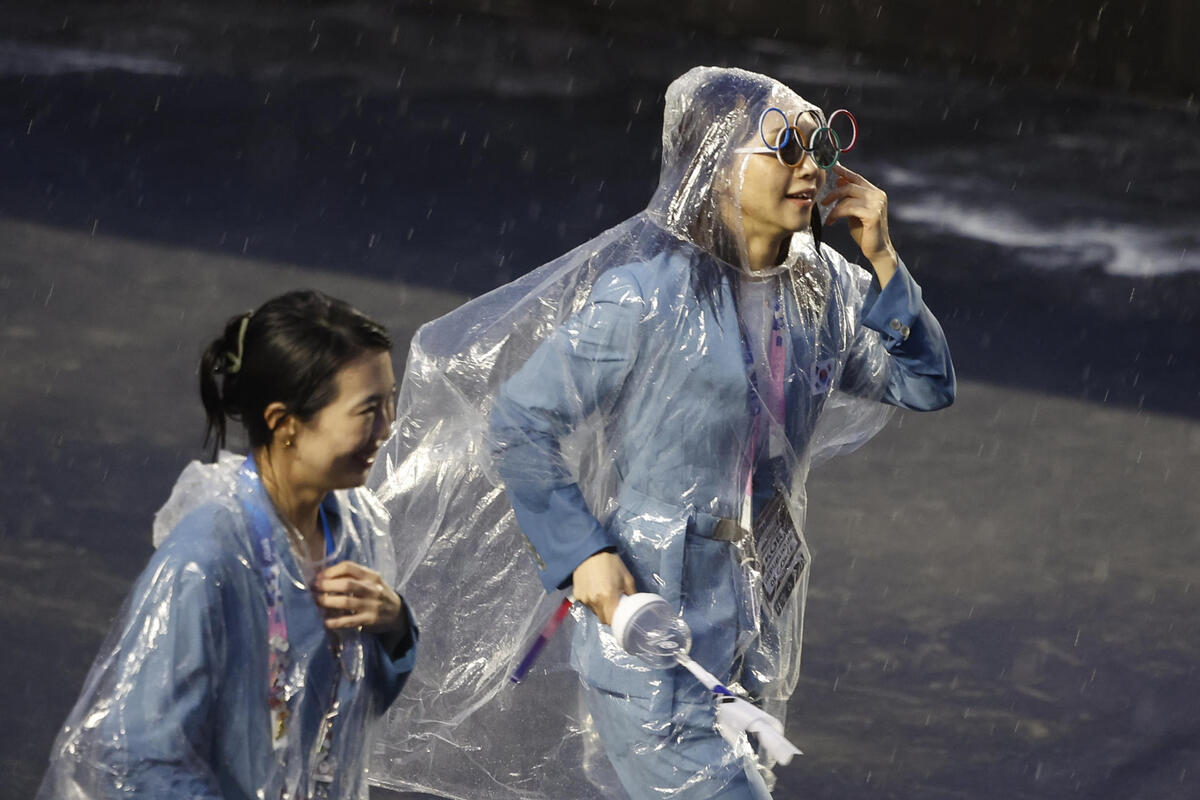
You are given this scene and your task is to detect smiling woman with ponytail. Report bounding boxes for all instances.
[39,289,417,800]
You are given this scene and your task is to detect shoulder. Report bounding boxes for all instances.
[152,499,248,584]
[816,243,853,280]
[816,243,872,300]
[112,502,245,636]
[592,249,695,307]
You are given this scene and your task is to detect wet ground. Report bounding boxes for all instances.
[2,3,1198,798]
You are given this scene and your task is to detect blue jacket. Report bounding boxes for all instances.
[490,246,953,712]
[39,457,417,800]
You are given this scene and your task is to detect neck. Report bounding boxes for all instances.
[746,234,790,273]
[718,194,792,273]
[740,218,792,273]
[254,445,325,556]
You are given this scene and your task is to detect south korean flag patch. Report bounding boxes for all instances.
[809,358,834,395]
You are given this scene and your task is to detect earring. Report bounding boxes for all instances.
[283,439,293,448]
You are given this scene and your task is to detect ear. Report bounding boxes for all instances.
[262,402,293,442]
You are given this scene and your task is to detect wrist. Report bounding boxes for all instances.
[574,546,618,574]
[867,246,899,287]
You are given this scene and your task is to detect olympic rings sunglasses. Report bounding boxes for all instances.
[734,107,858,170]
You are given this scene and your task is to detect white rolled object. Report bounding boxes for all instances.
[612,593,803,765]
[677,654,725,693]
[714,696,803,765]
[610,593,693,669]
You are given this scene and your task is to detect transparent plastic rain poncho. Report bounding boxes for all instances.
[370,66,953,799]
[39,452,415,800]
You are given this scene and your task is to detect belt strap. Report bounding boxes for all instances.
[712,517,750,542]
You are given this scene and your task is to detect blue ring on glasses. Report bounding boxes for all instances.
[758,107,791,152]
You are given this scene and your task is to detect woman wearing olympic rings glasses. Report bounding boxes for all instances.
[371,66,954,800]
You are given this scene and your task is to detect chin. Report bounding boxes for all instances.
[347,468,374,489]
[776,209,810,231]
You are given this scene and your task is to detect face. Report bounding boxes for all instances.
[289,350,397,491]
[734,108,827,241]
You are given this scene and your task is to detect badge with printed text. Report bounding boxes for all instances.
[753,493,807,618]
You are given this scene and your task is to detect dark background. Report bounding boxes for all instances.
[2,2,1198,798]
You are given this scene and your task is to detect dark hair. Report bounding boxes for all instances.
[661,70,772,313]
[199,290,392,460]
[661,69,826,316]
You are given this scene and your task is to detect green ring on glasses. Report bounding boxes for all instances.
[809,127,842,169]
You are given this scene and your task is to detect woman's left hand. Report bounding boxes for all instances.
[820,163,898,285]
[314,561,406,633]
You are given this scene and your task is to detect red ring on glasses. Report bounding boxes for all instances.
[826,109,858,152]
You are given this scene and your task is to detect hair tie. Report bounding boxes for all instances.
[225,313,252,374]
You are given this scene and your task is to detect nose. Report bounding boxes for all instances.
[374,403,396,446]
[792,152,820,177]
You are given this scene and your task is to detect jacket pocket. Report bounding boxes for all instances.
[570,488,688,720]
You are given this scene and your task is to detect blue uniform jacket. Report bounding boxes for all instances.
[490,247,953,712]
[39,457,417,800]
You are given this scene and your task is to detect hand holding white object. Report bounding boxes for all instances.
[610,593,803,766]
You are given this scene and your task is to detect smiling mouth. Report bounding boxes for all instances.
[786,189,816,201]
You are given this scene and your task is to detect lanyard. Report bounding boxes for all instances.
[738,288,787,531]
[320,505,335,558]
[237,467,296,753]
[237,460,343,797]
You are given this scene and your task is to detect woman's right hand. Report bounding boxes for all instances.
[572,551,636,626]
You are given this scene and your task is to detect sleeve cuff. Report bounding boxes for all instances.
[504,482,619,592]
[860,259,922,347]
[543,526,619,592]
[378,597,419,665]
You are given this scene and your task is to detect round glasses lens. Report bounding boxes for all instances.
[777,129,805,167]
[811,128,840,168]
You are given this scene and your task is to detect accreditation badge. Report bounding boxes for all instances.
[752,492,807,618]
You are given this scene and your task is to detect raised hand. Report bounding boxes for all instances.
[820,163,899,286]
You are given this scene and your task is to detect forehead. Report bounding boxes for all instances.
[331,351,395,400]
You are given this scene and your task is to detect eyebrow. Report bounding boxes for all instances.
[356,386,397,408]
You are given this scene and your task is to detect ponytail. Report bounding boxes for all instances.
[199,311,253,460]
[196,291,391,462]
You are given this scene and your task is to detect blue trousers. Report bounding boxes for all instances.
[585,687,773,800]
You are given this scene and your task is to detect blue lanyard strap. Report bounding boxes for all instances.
[237,458,351,793]
[320,504,335,558]
[235,463,294,752]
